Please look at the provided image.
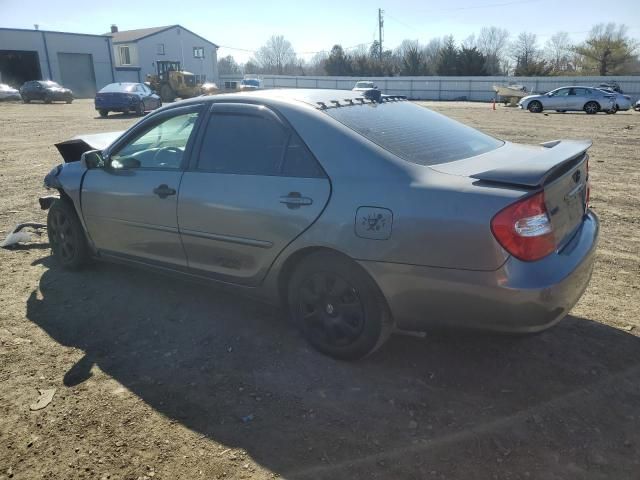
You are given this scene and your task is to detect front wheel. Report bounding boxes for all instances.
[99,109,108,118]
[66,97,73,104]
[288,252,393,360]
[159,84,175,102]
[606,105,618,114]
[47,199,89,270]
[135,102,144,116]
[528,101,543,113]
[584,101,600,115]
[44,96,52,104]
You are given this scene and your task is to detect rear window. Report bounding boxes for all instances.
[99,83,137,93]
[325,101,503,166]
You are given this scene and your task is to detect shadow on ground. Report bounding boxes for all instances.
[26,258,640,479]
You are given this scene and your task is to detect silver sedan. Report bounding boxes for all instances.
[519,86,616,114]
[42,89,598,359]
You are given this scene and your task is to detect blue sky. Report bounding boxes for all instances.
[2,0,639,62]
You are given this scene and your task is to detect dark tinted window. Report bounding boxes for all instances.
[282,132,324,178]
[325,101,503,166]
[197,112,323,177]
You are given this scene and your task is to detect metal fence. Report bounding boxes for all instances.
[219,74,640,102]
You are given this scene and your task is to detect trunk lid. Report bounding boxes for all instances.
[431,139,590,248]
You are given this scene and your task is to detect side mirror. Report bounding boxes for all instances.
[81,150,104,169]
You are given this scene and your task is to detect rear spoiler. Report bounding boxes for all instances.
[471,139,592,188]
[55,131,123,163]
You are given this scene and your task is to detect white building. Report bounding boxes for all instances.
[107,24,219,84]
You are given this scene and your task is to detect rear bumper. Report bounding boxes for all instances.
[95,98,139,110]
[359,211,599,333]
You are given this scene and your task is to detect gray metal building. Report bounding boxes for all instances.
[0,27,115,97]
[107,25,218,85]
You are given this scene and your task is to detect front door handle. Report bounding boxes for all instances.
[280,192,313,209]
[153,184,176,199]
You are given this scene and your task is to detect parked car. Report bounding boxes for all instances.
[518,86,615,114]
[20,80,73,104]
[635,99,640,112]
[0,83,21,101]
[42,89,598,360]
[594,88,633,113]
[238,78,262,91]
[352,81,379,92]
[95,82,161,117]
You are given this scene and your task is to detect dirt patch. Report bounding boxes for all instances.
[1,100,639,479]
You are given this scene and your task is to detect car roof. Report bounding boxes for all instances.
[176,89,404,111]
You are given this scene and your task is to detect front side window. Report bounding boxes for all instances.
[197,111,324,177]
[119,46,131,65]
[193,47,204,58]
[110,112,200,170]
[553,88,570,97]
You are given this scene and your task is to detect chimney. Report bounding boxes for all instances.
[110,24,118,33]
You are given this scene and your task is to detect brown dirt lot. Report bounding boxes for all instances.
[0,99,639,480]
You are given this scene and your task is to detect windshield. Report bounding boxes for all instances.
[356,82,374,88]
[241,79,260,87]
[326,101,504,166]
[99,83,138,93]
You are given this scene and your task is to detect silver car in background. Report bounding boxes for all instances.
[519,86,615,114]
[0,83,21,101]
[41,89,598,360]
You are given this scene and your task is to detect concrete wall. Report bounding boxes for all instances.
[114,26,217,83]
[0,28,114,95]
[219,74,640,103]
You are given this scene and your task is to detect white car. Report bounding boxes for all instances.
[0,83,21,101]
[352,81,379,92]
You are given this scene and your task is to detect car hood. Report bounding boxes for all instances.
[519,94,542,103]
[55,131,124,163]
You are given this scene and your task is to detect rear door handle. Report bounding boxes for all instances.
[153,184,176,199]
[280,192,313,209]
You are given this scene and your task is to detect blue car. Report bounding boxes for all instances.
[94,83,161,118]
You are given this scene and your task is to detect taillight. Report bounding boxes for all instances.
[490,191,556,262]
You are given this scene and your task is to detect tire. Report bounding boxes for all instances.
[47,199,89,270]
[528,101,542,113]
[22,97,30,104]
[99,109,109,118]
[135,101,144,116]
[287,251,394,360]
[44,95,52,104]
[159,84,176,102]
[584,101,600,115]
[556,110,566,113]
[606,105,618,114]
[66,97,73,104]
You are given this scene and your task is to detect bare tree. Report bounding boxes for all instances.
[395,40,426,75]
[573,23,639,75]
[476,27,510,75]
[253,35,297,75]
[423,38,443,74]
[545,32,573,73]
[306,51,328,76]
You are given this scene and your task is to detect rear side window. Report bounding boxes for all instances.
[197,112,324,177]
[326,102,504,166]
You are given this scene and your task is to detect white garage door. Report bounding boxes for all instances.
[57,52,96,98]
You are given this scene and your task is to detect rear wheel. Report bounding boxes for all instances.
[606,104,618,114]
[288,252,393,360]
[528,101,542,113]
[44,95,52,104]
[584,101,600,115]
[47,199,89,270]
[99,109,108,118]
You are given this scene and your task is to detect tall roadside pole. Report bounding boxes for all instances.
[378,8,384,62]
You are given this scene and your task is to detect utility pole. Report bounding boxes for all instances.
[378,8,384,62]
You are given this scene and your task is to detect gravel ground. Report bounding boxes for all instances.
[0,99,639,480]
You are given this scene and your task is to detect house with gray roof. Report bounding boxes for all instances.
[106,24,219,85]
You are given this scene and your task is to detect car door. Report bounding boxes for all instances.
[569,87,587,110]
[81,104,203,267]
[545,87,571,109]
[177,102,331,286]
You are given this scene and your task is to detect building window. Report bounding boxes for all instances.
[119,45,131,65]
[193,47,204,58]
[157,43,165,55]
